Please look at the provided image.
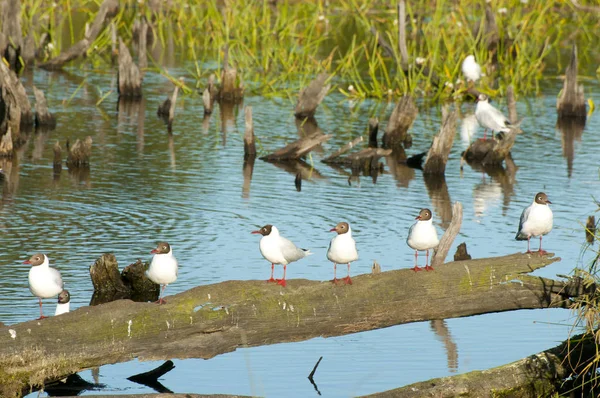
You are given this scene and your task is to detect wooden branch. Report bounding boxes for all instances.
[243,106,256,159]
[382,95,417,153]
[366,329,599,397]
[33,86,56,128]
[294,73,330,118]
[397,0,409,69]
[117,39,142,98]
[431,202,462,267]
[423,105,457,174]
[557,44,586,119]
[260,133,332,161]
[321,136,364,163]
[39,0,119,70]
[0,252,582,395]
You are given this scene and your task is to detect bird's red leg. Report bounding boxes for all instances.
[344,263,352,284]
[538,236,547,256]
[267,263,276,283]
[331,263,338,284]
[277,265,287,287]
[37,298,47,320]
[425,250,434,271]
[412,251,423,272]
[156,285,167,304]
[526,237,533,254]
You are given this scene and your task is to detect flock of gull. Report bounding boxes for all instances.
[20,56,553,321]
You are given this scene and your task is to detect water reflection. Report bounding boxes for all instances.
[220,101,239,143]
[460,113,479,146]
[423,173,452,228]
[242,156,255,199]
[556,116,585,178]
[430,320,458,373]
[468,162,517,217]
[386,154,415,188]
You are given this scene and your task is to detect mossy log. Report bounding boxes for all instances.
[294,73,330,118]
[39,0,119,70]
[366,329,599,398]
[557,44,586,119]
[0,251,589,396]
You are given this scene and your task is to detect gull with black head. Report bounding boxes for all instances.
[24,253,64,319]
[327,222,358,285]
[406,209,439,272]
[147,241,178,304]
[252,224,312,287]
[515,192,553,255]
[475,94,511,140]
[55,289,71,316]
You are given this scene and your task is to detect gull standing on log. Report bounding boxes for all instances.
[24,253,64,319]
[462,55,482,83]
[475,94,511,140]
[327,222,358,285]
[147,242,178,304]
[55,289,71,316]
[252,224,312,287]
[407,209,439,272]
[515,192,553,255]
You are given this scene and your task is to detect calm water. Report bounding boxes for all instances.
[0,66,598,396]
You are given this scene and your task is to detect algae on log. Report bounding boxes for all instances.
[0,253,584,396]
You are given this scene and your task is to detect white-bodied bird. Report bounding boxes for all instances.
[515,192,553,255]
[55,289,71,316]
[475,94,511,140]
[147,241,178,304]
[25,253,64,319]
[462,55,482,83]
[407,209,440,272]
[327,222,359,285]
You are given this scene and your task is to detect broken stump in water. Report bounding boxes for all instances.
[157,80,181,129]
[66,136,93,168]
[202,74,218,115]
[33,86,56,128]
[0,127,13,158]
[423,105,457,175]
[382,95,417,157]
[0,0,23,72]
[0,58,34,140]
[117,39,142,99]
[89,253,159,305]
[557,44,586,120]
[218,45,244,101]
[454,242,472,261]
[294,73,330,118]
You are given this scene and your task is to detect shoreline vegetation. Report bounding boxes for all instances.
[10,0,600,100]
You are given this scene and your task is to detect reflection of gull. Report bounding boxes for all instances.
[473,181,502,218]
[460,113,479,146]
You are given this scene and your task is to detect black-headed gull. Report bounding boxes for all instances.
[55,289,71,316]
[406,209,439,272]
[147,242,178,304]
[327,222,358,285]
[462,55,482,83]
[251,224,311,287]
[475,94,511,140]
[515,192,553,255]
[24,253,64,319]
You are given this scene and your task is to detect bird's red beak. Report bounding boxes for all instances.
[23,260,31,264]
[151,249,159,254]
[251,230,261,234]
[329,228,336,232]
[415,215,422,220]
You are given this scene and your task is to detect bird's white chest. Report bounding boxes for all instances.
[327,234,358,264]
[407,220,439,251]
[522,204,553,237]
[147,254,178,285]
[55,302,70,316]
[28,266,63,298]
[259,236,287,265]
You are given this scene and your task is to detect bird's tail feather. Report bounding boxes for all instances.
[515,232,528,241]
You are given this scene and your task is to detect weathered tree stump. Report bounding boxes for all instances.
[453,242,472,261]
[557,44,586,120]
[203,74,218,115]
[260,133,332,161]
[0,0,23,71]
[218,45,244,101]
[423,105,457,174]
[243,106,256,159]
[117,39,142,99]
[33,86,56,128]
[382,95,417,155]
[39,0,119,70]
[294,73,330,118]
[66,136,93,168]
[157,81,180,129]
[0,127,13,158]
[0,58,34,141]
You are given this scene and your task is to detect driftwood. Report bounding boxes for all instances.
[422,106,457,174]
[243,106,256,159]
[66,136,93,168]
[0,251,584,396]
[367,330,599,398]
[382,95,417,153]
[294,73,330,118]
[39,0,119,70]
[33,86,56,128]
[557,44,586,119]
[431,202,462,267]
[90,253,159,305]
[0,0,23,71]
[117,39,143,98]
[260,132,331,161]
[322,135,391,171]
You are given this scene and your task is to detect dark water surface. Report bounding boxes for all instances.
[0,66,598,396]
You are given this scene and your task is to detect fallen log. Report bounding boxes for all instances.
[0,250,584,396]
[117,39,143,99]
[33,86,56,128]
[294,73,330,118]
[366,329,599,398]
[39,0,119,70]
[260,133,331,161]
[557,44,586,119]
